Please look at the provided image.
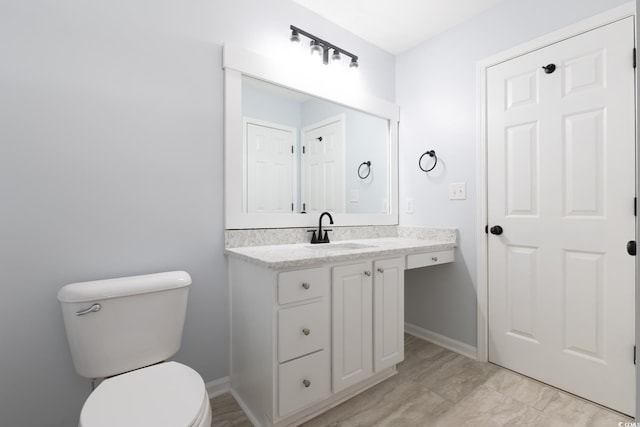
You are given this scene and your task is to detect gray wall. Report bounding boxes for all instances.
[0,1,394,426]
[397,0,630,347]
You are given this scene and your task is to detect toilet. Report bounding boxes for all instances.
[58,271,212,427]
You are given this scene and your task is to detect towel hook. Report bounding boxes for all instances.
[358,161,371,179]
[419,150,437,172]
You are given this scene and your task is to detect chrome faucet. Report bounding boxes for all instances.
[308,211,334,244]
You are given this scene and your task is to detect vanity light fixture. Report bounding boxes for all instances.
[289,25,359,68]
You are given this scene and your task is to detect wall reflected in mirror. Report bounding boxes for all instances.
[242,76,389,215]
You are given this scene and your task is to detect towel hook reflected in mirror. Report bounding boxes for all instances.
[358,161,371,179]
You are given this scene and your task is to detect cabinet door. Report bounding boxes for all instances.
[373,257,405,372]
[332,262,373,393]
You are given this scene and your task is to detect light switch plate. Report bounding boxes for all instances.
[449,182,466,200]
[406,198,414,213]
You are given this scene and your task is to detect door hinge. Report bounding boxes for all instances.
[291,203,294,212]
[635,197,637,216]
[303,146,306,154]
[291,145,294,154]
[634,48,636,68]
[634,345,636,365]
[485,225,488,234]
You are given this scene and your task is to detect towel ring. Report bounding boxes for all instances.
[419,150,437,172]
[358,161,371,179]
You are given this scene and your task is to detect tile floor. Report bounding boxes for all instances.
[210,335,633,426]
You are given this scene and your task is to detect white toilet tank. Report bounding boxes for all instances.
[57,271,191,379]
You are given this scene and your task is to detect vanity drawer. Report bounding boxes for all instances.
[406,249,454,269]
[278,267,330,305]
[278,301,329,363]
[278,349,330,418]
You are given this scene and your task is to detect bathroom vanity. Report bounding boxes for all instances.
[226,236,455,426]
[222,41,456,427]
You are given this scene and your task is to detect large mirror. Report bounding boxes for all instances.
[242,76,389,215]
[224,46,399,229]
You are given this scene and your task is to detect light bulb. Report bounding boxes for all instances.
[290,30,300,43]
[310,40,323,57]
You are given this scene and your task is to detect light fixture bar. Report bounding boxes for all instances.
[290,25,359,66]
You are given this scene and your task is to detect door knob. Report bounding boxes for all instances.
[490,225,503,235]
[627,240,636,256]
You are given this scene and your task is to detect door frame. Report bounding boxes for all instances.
[475,2,636,363]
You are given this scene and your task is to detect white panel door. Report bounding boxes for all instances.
[487,17,635,416]
[332,262,372,393]
[302,116,345,213]
[246,121,295,213]
[373,257,405,372]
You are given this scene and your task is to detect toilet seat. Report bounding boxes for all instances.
[80,361,211,427]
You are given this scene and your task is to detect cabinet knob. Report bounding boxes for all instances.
[364,271,371,277]
[302,282,310,290]
[302,379,311,388]
[432,257,438,262]
[302,328,310,336]
[377,267,384,273]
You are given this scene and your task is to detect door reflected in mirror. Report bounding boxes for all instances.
[242,76,389,215]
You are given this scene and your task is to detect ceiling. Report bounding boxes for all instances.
[292,0,506,54]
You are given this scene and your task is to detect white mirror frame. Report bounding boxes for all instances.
[223,45,399,229]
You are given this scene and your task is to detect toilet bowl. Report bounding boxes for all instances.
[80,362,211,427]
[58,271,211,427]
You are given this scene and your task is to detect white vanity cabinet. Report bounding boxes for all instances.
[229,255,406,427]
[229,260,333,426]
[331,261,373,393]
[331,257,405,393]
[372,257,404,372]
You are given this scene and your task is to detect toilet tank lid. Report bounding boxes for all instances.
[57,271,192,303]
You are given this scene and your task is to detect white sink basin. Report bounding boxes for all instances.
[305,242,378,251]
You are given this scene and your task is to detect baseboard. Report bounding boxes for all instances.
[206,376,230,399]
[230,389,263,427]
[405,322,477,360]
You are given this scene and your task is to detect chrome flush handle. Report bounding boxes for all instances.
[76,303,101,316]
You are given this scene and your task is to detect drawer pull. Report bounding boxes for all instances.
[302,379,311,388]
[432,257,438,262]
[377,267,384,273]
[302,328,310,336]
[302,282,310,290]
[364,271,371,277]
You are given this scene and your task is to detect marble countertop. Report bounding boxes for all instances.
[225,237,456,270]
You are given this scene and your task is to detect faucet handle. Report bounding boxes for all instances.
[322,229,332,243]
[307,229,318,243]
